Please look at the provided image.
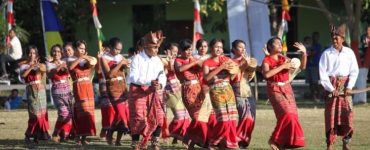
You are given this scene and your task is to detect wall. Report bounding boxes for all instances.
[297,0,335,48]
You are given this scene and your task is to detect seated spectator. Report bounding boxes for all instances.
[0,29,23,80]
[4,89,22,110]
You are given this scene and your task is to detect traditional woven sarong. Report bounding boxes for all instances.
[175,57,211,147]
[231,81,256,147]
[129,84,165,147]
[51,82,73,138]
[208,83,239,148]
[100,91,115,130]
[182,81,212,147]
[267,83,305,148]
[71,65,96,136]
[25,82,50,140]
[20,63,50,140]
[107,78,129,130]
[165,79,190,140]
[97,73,115,131]
[325,76,353,145]
[103,53,130,131]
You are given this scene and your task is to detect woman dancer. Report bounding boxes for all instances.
[175,39,208,148]
[21,46,50,143]
[230,40,257,148]
[162,43,190,144]
[261,37,306,149]
[47,44,73,143]
[101,37,130,146]
[68,40,97,145]
[203,39,239,149]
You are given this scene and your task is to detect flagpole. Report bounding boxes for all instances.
[39,0,48,57]
[39,0,54,105]
[2,1,6,47]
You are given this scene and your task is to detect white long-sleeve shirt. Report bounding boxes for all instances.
[127,51,166,89]
[319,46,359,92]
[8,36,22,60]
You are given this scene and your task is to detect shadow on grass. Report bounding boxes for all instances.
[256,99,326,109]
[0,139,191,150]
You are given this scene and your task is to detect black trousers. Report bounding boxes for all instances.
[0,54,15,75]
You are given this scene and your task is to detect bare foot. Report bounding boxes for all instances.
[327,144,334,150]
[208,145,217,150]
[76,141,82,146]
[343,143,350,150]
[268,140,279,150]
[52,136,60,143]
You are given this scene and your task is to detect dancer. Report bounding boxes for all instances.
[68,40,97,145]
[261,37,307,149]
[96,41,115,139]
[175,39,209,148]
[47,44,73,143]
[230,40,257,148]
[128,31,166,150]
[319,24,359,150]
[203,39,239,149]
[162,43,190,144]
[101,37,130,146]
[21,46,50,143]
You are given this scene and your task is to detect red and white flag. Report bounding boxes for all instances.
[6,0,14,43]
[193,0,204,43]
[7,0,14,30]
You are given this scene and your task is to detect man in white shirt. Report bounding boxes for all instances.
[319,24,359,150]
[127,31,166,150]
[0,29,22,79]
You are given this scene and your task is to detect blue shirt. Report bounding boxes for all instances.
[308,43,322,67]
[9,96,22,109]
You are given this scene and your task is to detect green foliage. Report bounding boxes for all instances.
[11,0,90,57]
[163,0,227,33]
[56,0,90,42]
[199,0,226,16]
[0,3,30,52]
[0,5,7,51]
[362,0,370,24]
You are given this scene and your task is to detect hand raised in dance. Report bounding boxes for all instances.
[293,42,307,55]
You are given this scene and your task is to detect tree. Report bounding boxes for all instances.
[11,0,89,59]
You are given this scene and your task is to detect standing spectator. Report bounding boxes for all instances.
[360,25,370,65]
[306,32,323,101]
[4,89,22,110]
[0,29,23,80]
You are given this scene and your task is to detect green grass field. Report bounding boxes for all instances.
[0,101,369,150]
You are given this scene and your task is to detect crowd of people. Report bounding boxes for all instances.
[2,24,360,150]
